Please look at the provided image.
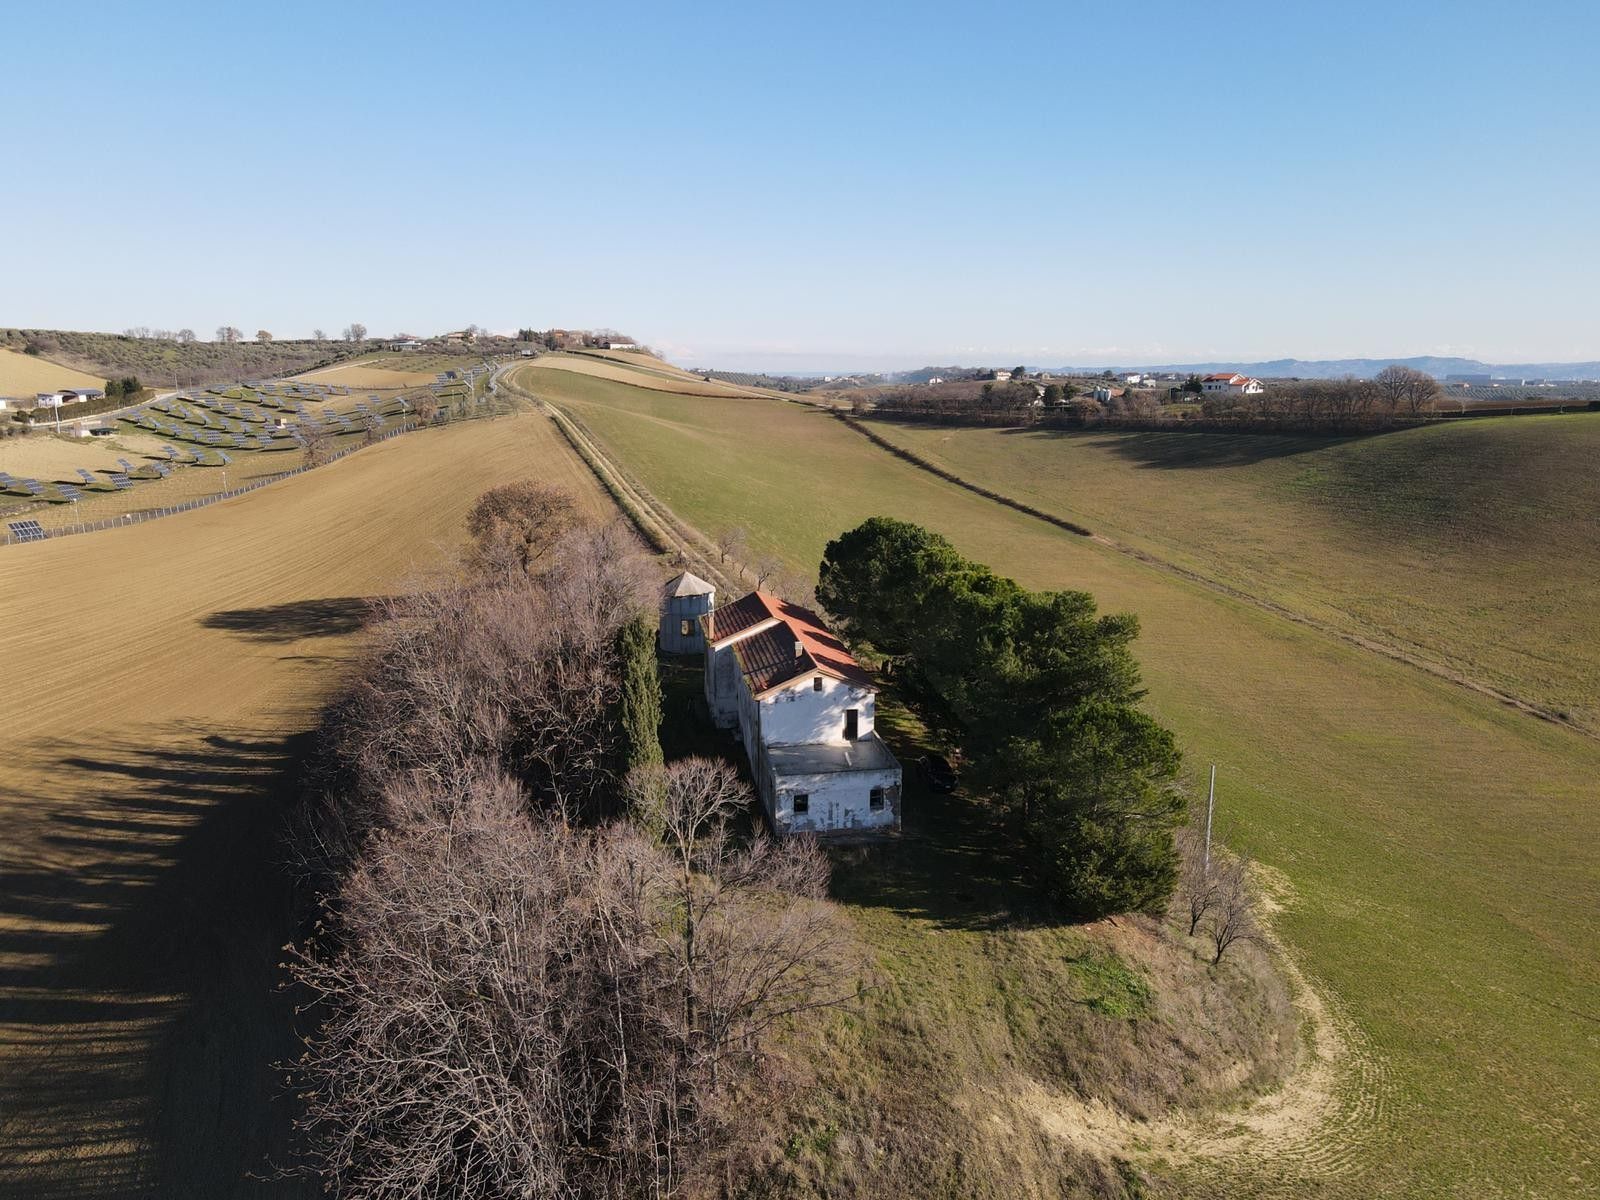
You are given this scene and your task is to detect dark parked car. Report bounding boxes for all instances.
[919,753,958,793]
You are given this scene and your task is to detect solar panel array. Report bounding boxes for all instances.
[8,520,46,543]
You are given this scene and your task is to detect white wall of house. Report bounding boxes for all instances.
[769,766,901,833]
[758,674,875,745]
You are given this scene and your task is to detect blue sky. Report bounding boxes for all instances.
[4,1,1597,371]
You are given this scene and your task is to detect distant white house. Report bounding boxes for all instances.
[389,338,424,351]
[1200,372,1264,395]
[1123,372,1147,385]
[606,341,640,351]
[0,397,11,411]
[703,591,901,836]
[992,369,1013,382]
[926,376,945,385]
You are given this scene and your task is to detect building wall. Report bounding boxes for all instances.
[767,765,902,834]
[758,675,875,745]
[661,591,713,655]
[704,642,742,728]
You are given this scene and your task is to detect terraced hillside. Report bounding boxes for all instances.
[1,369,496,534]
[513,358,1600,1199]
[0,412,610,1198]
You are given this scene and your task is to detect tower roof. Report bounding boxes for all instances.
[662,571,715,598]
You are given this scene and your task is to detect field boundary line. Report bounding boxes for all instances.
[833,412,1588,738]
[499,370,746,593]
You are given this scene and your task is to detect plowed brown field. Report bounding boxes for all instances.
[0,411,610,1198]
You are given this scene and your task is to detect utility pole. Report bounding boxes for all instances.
[1203,763,1216,876]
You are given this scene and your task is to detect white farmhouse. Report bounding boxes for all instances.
[1200,372,1264,395]
[703,591,901,836]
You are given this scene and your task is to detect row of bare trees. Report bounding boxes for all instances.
[872,366,1443,433]
[288,485,857,1199]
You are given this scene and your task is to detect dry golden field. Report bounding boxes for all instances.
[0,349,106,396]
[529,351,777,398]
[0,411,610,1198]
[0,432,174,482]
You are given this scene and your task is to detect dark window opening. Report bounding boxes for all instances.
[844,708,859,740]
[869,787,885,812]
[793,793,810,814]
[813,676,823,691]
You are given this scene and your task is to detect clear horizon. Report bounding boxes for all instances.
[5,1,1597,367]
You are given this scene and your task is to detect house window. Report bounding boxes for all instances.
[869,787,885,812]
[844,709,859,740]
[793,793,809,814]
[680,618,692,637]
[813,676,823,692]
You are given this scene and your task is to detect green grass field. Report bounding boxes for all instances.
[514,361,1600,1198]
[862,417,1600,732]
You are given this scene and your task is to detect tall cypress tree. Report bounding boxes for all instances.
[617,614,663,775]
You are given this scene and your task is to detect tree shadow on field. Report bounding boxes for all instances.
[0,723,320,1199]
[1002,426,1347,469]
[200,596,376,643]
[823,689,1053,935]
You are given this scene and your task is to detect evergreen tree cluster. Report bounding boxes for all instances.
[818,517,1185,916]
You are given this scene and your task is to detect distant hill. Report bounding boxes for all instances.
[0,329,362,390]
[1051,356,1600,381]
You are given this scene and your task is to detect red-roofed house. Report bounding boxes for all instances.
[1200,372,1265,395]
[702,591,901,835]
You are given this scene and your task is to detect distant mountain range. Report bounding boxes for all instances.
[1094,357,1600,381]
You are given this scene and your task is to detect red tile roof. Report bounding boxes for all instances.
[714,591,875,695]
[703,590,778,643]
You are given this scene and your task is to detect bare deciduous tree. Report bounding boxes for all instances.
[344,322,368,342]
[464,479,580,577]
[256,328,273,343]
[1205,853,1261,965]
[312,327,327,342]
[215,325,242,344]
[175,328,196,344]
[753,554,783,589]
[715,525,746,567]
[1373,365,1439,415]
[1176,828,1219,938]
[301,422,337,468]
